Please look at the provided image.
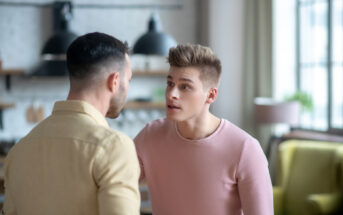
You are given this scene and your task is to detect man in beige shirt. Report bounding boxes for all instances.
[2,32,140,215]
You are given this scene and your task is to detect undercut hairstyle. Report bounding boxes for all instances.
[167,44,222,87]
[66,32,129,80]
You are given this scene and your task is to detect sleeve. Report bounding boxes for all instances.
[2,190,16,215]
[236,138,274,215]
[133,127,147,182]
[2,156,17,215]
[93,134,141,215]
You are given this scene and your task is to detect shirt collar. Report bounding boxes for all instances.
[52,100,109,128]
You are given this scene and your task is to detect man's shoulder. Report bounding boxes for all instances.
[90,125,133,148]
[134,118,173,144]
[139,118,172,135]
[218,119,263,163]
[22,118,133,150]
[219,119,257,145]
[220,119,250,136]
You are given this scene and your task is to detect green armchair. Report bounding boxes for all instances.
[273,140,343,215]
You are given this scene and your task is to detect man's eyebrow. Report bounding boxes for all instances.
[167,75,194,83]
[179,78,194,83]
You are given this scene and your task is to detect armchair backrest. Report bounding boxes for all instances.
[278,140,342,215]
[335,147,343,192]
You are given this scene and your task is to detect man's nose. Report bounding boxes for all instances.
[167,87,179,100]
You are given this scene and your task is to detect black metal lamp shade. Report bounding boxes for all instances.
[133,13,177,56]
[133,32,177,56]
[42,31,77,57]
[31,1,77,76]
[33,31,77,77]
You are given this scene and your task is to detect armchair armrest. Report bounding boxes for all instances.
[307,192,342,214]
[273,186,284,215]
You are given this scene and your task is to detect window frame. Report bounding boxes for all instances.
[296,0,343,135]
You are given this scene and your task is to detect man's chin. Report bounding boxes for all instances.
[166,114,183,122]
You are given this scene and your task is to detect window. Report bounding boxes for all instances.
[274,0,343,133]
[297,0,343,132]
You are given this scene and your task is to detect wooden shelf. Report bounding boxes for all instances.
[132,70,168,77]
[0,69,25,90]
[0,103,15,110]
[0,69,25,75]
[124,101,165,110]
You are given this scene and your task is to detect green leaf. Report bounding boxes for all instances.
[284,91,313,112]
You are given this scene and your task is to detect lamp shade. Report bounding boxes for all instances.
[133,13,177,56]
[31,1,77,76]
[254,97,300,126]
[42,31,77,57]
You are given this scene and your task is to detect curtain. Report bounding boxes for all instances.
[242,0,273,151]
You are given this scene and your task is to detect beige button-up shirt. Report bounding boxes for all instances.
[3,100,140,215]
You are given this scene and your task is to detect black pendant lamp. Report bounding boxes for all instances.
[133,12,177,56]
[32,1,77,76]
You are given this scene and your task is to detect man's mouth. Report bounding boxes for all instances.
[167,104,181,110]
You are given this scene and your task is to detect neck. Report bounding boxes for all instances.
[176,112,221,140]
[67,88,110,116]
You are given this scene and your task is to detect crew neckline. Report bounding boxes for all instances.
[173,119,224,144]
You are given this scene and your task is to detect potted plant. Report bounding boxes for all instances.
[284,91,313,112]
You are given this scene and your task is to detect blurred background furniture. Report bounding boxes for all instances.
[0,155,6,209]
[254,97,301,160]
[273,140,343,215]
[140,180,152,215]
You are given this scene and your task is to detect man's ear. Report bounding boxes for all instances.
[206,87,218,104]
[107,72,120,93]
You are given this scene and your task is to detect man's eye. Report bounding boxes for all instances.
[181,85,190,90]
[167,81,174,87]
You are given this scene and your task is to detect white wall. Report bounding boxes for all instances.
[0,0,249,139]
[0,0,197,69]
[0,0,198,140]
[208,0,245,127]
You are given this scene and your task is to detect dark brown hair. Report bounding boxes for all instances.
[67,32,129,80]
[167,44,222,87]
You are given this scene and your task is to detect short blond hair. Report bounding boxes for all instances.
[167,44,222,87]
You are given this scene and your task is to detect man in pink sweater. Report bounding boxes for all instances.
[134,44,273,215]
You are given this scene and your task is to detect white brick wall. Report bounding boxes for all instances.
[0,0,197,140]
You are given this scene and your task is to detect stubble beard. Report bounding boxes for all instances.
[106,83,126,119]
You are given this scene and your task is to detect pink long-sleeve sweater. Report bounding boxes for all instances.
[134,118,273,215]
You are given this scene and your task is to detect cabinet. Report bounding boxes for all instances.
[124,69,168,110]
